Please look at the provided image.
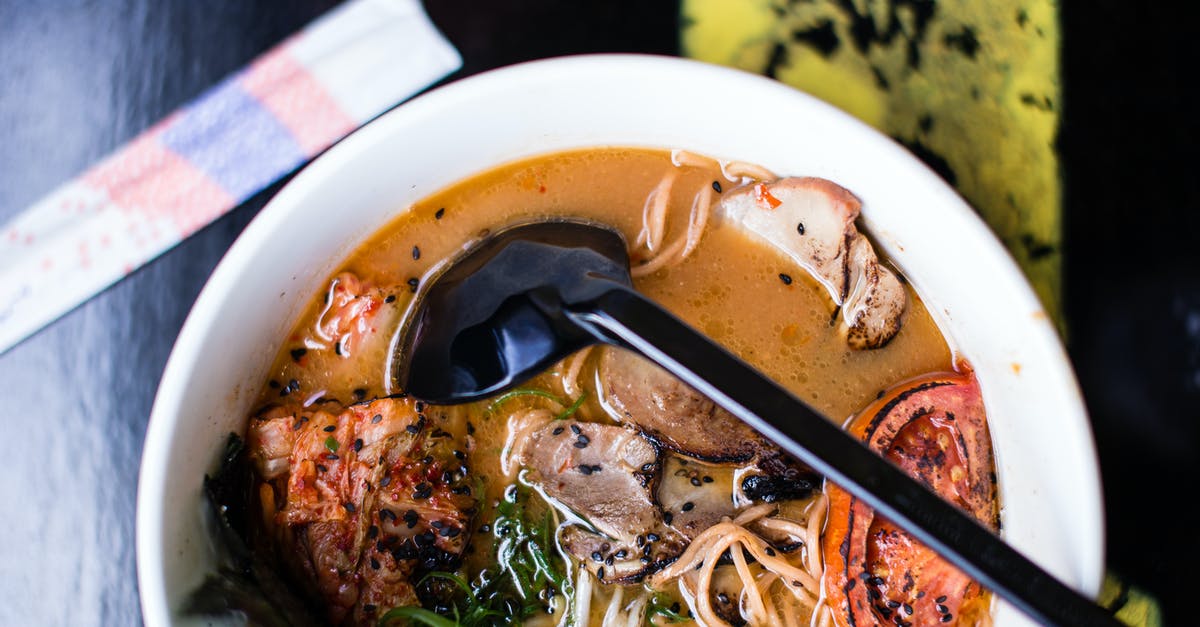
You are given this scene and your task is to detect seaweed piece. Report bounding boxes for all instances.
[182,433,323,626]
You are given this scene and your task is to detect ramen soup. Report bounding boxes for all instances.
[236,148,999,627]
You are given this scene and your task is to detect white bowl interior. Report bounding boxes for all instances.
[137,55,1103,626]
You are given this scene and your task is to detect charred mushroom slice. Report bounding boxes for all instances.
[246,397,476,625]
[599,347,769,463]
[520,420,685,584]
[717,177,907,349]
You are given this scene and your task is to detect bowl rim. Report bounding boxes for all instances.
[136,53,1104,626]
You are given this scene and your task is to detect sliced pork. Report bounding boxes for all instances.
[718,177,907,349]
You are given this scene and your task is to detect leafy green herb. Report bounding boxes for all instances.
[378,606,458,627]
[555,392,588,421]
[379,484,572,627]
[648,593,691,623]
[324,436,338,453]
[486,388,568,415]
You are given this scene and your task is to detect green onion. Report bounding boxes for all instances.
[486,388,568,415]
[324,436,338,452]
[555,392,587,421]
[377,606,458,627]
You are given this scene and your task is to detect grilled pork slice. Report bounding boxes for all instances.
[822,373,997,627]
[246,397,476,625]
[718,177,907,349]
[520,420,686,584]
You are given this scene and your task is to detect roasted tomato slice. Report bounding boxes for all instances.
[822,372,998,627]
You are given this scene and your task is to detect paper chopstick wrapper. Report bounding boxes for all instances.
[0,0,460,354]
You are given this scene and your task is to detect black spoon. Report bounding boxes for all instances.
[397,219,1118,627]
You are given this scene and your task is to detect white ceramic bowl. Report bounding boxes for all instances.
[136,55,1103,626]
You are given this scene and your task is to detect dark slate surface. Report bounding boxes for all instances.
[0,1,1194,625]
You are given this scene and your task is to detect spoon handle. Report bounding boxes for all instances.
[566,287,1118,627]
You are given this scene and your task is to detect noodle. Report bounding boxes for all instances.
[631,182,714,278]
[560,347,594,398]
[638,171,676,252]
[722,160,776,182]
[573,565,593,627]
[603,586,625,626]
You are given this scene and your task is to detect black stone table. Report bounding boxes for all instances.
[0,1,1194,625]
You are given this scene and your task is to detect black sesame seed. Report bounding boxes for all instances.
[343,502,356,513]
[690,477,702,487]
[290,347,307,362]
[379,509,396,522]
[779,272,793,285]
[681,501,695,512]
[636,535,646,547]
[479,524,491,533]
[384,294,396,303]
[578,465,594,475]
[323,425,336,432]
[440,526,460,538]
[453,449,466,460]
[663,512,674,525]
[702,475,714,483]
[796,222,806,236]
[870,576,886,586]
[937,604,949,613]
[406,424,419,434]
[935,595,947,604]
[431,520,444,529]
[435,208,445,219]
[591,465,602,473]
[765,547,776,556]
[642,463,655,472]
[380,475,392,487]
[412,246,421,260]
[353,438,363,452]
[371,413,382,423]
[647,533,660,542]
[407,277,419,292]
[903,603,913,615]
[368,525,379,539]
[712,181,723,193]
[370,557,380,570]
[415,401,425,412]
[887,600,901,609]
[597,567,606,580]
[615,549,628,559]
[325,453,339,461]
[717,592,730,604]
[570,424,581,435]
[577,434,590,444]
[941,615,953,623]
[552,426,564,435]
[316,464,328,473]
[573,440,588,449]
[467,421,475,435]
[605,555,614,566]
[268,379,281,389]
[334,341,342,356]
[591,551,603,562]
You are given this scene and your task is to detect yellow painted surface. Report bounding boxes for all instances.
[683,0,1064,325]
